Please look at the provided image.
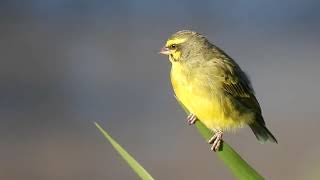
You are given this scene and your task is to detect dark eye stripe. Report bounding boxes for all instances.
[170,44,177,49]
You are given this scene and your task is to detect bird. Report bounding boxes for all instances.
[159,30,277,151]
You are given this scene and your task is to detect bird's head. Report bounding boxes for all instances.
[159,30,211,63]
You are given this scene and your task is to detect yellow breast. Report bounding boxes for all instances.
[170,63,251,131]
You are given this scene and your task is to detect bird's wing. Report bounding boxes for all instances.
[214,55,263,115]
[223,74,262,114]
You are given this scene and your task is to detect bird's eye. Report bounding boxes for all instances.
[170,44,177,49]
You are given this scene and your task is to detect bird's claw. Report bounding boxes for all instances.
[187,113,197,125]
[208,130,223,151]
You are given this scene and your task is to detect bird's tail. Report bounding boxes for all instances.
[249,122,278,144]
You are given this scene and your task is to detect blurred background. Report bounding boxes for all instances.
[1,0,320,179]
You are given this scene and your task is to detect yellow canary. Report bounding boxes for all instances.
[160,30,277,151]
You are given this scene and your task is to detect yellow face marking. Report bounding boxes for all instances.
[171,51,181,61]
[165,37,187,62]
[165,38,187,47]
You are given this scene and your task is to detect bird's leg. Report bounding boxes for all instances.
[186,113,197,125]
[208,130,223,151]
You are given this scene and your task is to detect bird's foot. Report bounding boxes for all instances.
[208,130,223,151]
[186,113,197,125]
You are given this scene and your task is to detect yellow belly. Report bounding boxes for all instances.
[171,63,253,131]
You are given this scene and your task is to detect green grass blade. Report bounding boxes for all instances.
[175,97,264,180]
[95,122,154,180]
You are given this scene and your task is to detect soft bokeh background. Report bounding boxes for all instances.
[1,1,320,179]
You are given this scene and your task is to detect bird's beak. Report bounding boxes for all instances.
[159,46,171,55]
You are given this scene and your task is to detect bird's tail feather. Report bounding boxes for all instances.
[249,122,278,143]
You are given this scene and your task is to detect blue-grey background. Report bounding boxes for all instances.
[1,1,320,179]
